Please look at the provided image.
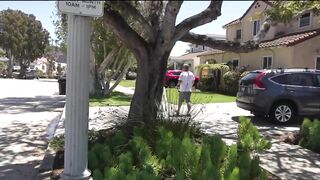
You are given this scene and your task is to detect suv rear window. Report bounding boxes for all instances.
[241,72,260,81]
[316,75,320,86]
[173,72,181,76]
[286,74,314,86]
[273,73,315,86]
[271,74,287,84]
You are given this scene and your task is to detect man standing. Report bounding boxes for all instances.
[176,64,195,116]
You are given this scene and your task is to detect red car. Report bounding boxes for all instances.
[164,70,199,88]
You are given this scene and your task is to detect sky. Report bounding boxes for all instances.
[0,1,253,56]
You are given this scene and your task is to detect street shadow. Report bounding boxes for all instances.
[0,160,40,180]
[0,96,65,114]
[259,143,320,180]
[0,121,50,180]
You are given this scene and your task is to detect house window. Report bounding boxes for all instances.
[262,56,272,69]
[42,65,45,70]
[202,45,205,50]
[232,59,239,70]
[316,56,320,70]
[236,29,241,40]
[300,12,311,27]
[253,20,260,36]
[195,44,198,48]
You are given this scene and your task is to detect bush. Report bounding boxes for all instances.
[223,71,241,96]
[36,69,48,78]
[299,119,320,153]
[0,61,8,77]
[85,117,270,180]
[198,63,230,91]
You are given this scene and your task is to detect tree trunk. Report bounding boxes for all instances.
[89,48,96,96]
[7,49,13,78]
[105,58,132,95]
[19,59,27,78]
[128,49,170,123]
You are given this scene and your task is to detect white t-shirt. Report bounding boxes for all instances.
[179,71,195,92]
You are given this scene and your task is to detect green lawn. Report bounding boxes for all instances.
[118,80,136,87]
[89,88,235,107]
[89,91,132,107]
[166,88,236,104]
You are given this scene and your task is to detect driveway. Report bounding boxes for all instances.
[0,79,65,180]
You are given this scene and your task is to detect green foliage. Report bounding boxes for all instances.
[36,69,48,78]
[0,61,7,75]
[86,117,270,180]
[198,63,230,92]
[266,1,320,24]
[0,9,49,72]
[299,119,320,153]
[223,71,241,95]
[237,117,272,154]
[49,135,64,151]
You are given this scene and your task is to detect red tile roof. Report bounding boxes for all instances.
[259,29,320,48]
[223,0,273,28]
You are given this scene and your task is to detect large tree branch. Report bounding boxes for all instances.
[161,1,183,45]
[180,33,258,53]
[98,45,122,74]
[103,6,148,60]
[174,1,223,42]
[109,1,155,42]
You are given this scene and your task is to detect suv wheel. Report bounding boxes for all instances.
[168,81,176,88]
[271,103,296,123]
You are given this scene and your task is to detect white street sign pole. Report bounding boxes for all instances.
[61,14,91,180]
[58,1,104,180]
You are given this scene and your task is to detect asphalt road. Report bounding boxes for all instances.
[0,78,65,180]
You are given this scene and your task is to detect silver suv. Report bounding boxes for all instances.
[236,69,320,123]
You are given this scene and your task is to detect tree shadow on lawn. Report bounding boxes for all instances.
[89,91,132,106]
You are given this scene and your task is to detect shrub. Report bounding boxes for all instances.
[86,116,270,180]
[299,119,320,153]
[198,63,230,91]
[36,69,48,78]
[223,71,241,96]
[0,61,8,77]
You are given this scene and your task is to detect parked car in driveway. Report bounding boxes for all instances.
[236,68,320,123]
[163,70,199,88]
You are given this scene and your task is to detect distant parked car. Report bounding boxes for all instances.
[236,68,320,123]
[22,69,39,79]
[164,70,199,88]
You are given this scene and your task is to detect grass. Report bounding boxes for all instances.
[89,88,235,107]
[166,88,236,104]
[118,80,136,87]
[89,91,132,107]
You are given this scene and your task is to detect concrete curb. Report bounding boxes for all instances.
[36,106,66,180]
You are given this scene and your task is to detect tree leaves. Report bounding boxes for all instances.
[0,9,49,66]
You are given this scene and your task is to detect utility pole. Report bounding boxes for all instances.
[58,1,104,180]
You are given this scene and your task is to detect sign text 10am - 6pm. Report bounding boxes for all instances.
[58,1,104,17]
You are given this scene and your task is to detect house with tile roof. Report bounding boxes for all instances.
[197,0,320,71]
[170,34,226,74]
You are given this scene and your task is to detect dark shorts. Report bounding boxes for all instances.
[179,91,192,104]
